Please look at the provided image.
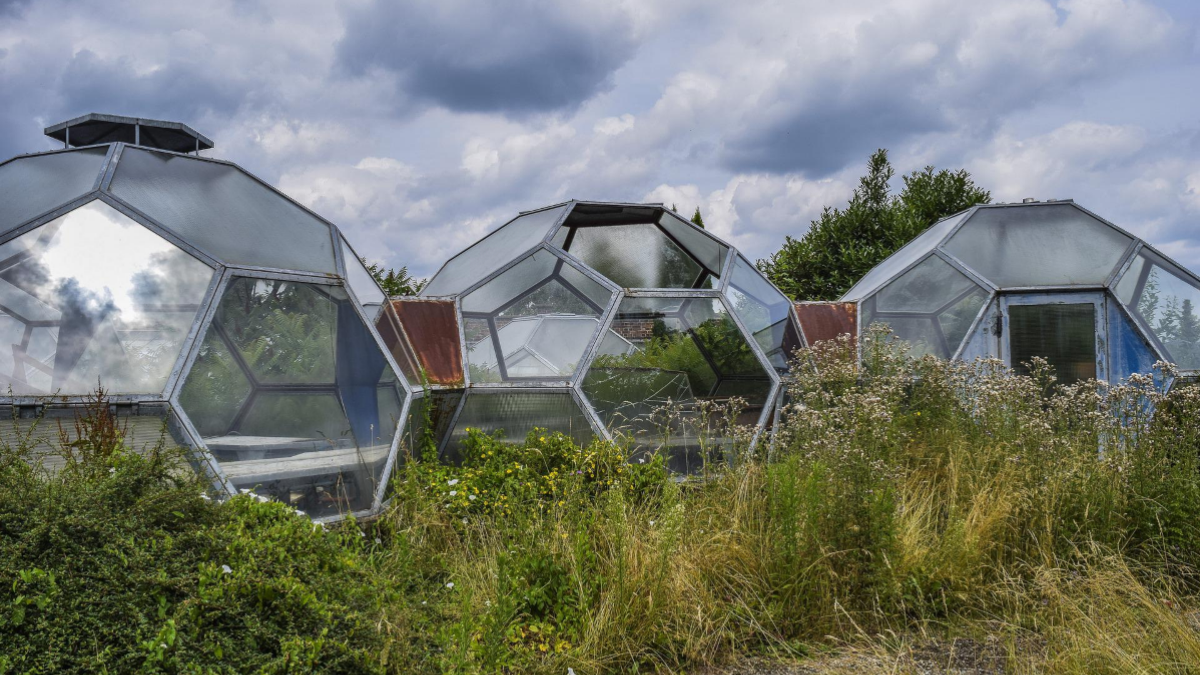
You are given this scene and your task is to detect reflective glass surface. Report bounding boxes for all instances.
[341,235,386,312]
[1118,251,1200,369]
[557,223,711,289]
[724,254,803,370]
[461,250,612,382]
[0,200,212,394]
[443,391,593,462]
[861,255,988,359]
[843,212,967,300]
[421,205,567,297]
[658,211,727,275]
[179,277,405,517]
[943,204,1132,288]
[1009,303,1097,384]
[109,147,337,273]
[0,148,107,235]
[583,295,772,473]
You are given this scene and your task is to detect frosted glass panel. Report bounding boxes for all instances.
[875,255,979,313]
[109,148,337,273]
[561,223,708,289]
[421,206,566,297]
[943,204,1131,288]
[843,212,966,300]
[0,148,107,234]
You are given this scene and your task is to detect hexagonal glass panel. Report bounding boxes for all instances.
[0,200,213,395]
[860,255,988,359]
[0,147,107,236]
[724,254,803,370]
[551,204,724,289]
[1116,249,1200,370]
[108,147,337,274]
[442,390,594,463]
[179,277,405,518]
[582,295,772,473]
[462,249,613,382]
[942,204,1132,288]
[421,204,567,297]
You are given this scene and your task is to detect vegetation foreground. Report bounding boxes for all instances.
[4,334,1200,673]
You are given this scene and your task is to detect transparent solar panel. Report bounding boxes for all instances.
[943,204,1132,288]
[0,148,107,235]
[109,147,337,273]
[0,200,213,395]
[421,205,567,297]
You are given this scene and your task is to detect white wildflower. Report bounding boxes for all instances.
[221,564,232,574]
[468,494,477,501]
[446,582,454,589]
[448,479,459,486]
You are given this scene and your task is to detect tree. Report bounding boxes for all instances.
[691,207,705,229]
[757,149,990,301]
[363,258,426,297]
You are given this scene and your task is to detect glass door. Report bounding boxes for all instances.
[999,293,1106,385]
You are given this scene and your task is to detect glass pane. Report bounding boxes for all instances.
[936,288,988,353]
[560,223,708,289]
[341,235,386,307]
[862,299,947,358]
[1109,303,1160,385]
[586,294,772,472]
[843,212,967,300]
[658,211,728,275]
[943,204,1132,288]
[421,205,566,297]
[724,254,802,370]
[11,407,186,474]
[0,200,213,395]
[557,258,614,308]
[461,249,612,382]
[874,255,980,313]
[400,390,463,460]
[1009,303,1097,384]
[1122,252,1200,369]
[0,148,107,235]
[179,276,405,519]
[442,391,593,462]
[109,147,337,274]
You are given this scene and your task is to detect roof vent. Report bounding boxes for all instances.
[44,113,213,154]
[1022,197,1036,203]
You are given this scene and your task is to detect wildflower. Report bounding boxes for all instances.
[221,564,232,574]
[449,491,457,496]
[446,582,455,589]
[374,537,382,544]
[199,493,211,501]
[109,467,116,475]
[469,494,477,501]
[357,530,365,538]
[649,521,655,526]
[448,479,459,486]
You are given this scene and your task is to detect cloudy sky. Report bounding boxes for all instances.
[2,0,1198,278]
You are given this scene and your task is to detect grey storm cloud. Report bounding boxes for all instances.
[335,0,638,115]
[722,96,948,177]
[57,50,249,125]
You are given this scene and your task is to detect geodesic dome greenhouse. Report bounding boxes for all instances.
[842,199,1200,388]
[0,114,409,521]
[415,201,806,473]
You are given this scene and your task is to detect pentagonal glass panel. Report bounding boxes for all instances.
[874,255,980,313]
[942,204,1132,288]
[421,205,567,297]
[658,211,728,276]
[843,211,968,300]
[0,148,107,235]
[442,391,593,462]
[724,254,803,370]
[937,288,988,354]
[1117,250,1200,370]
[461,249,612,382]
[556,223,711,289]
[108,147,337,274]
[0,200,212,395]
[179,277,405,518]
[862,299,948,358]
[341,235,386,319]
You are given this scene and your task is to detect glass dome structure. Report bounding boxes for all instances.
[0,114,409,521]
[417,201,805,472]
[843,200,1200,387]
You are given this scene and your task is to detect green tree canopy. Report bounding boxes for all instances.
[757,149,990,301]
[691,207,705,229]
[364,258,426,297]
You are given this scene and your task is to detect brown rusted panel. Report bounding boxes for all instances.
[794,301,857,345]
[388,298,465,387]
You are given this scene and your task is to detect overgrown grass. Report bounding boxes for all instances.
[4,333,1200,673]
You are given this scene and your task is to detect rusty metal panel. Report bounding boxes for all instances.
[389,298,465,387]
[794,301,857,345]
